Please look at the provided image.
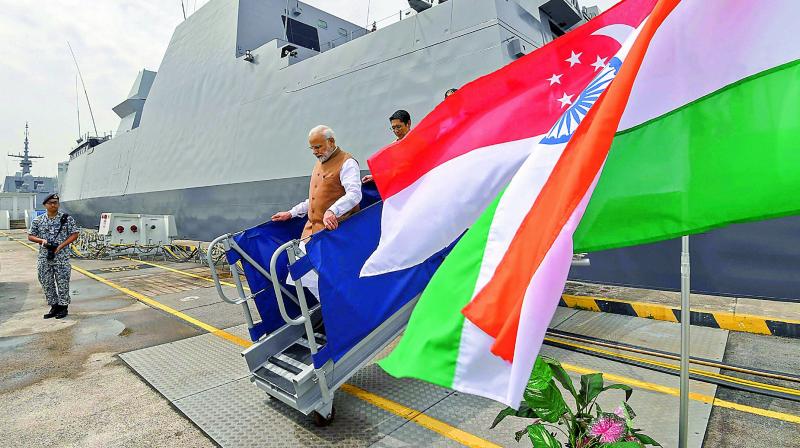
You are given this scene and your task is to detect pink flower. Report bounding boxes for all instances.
[589,416,626,443]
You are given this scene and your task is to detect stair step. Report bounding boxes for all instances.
[9,219,26,229]
[254,363,296,397]
[282,342,314,364]
[295,333,326,349]
[269,354,304,375]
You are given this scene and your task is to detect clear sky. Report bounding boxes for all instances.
[0,0,619,179]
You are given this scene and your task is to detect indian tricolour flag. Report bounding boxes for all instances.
[379,0,800,408]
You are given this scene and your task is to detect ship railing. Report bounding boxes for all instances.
[322,6,419,51]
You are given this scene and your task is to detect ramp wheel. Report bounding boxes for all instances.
[312,406,335,427]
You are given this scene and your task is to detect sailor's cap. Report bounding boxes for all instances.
[42,193,60,205]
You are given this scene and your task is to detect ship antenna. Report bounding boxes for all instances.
[181,0,187,20]
[67,41,99,137]
[366,0,372,30]
[75,75,81,139]
[283,0,291,41]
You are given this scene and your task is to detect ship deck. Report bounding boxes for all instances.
[1,228,798,447]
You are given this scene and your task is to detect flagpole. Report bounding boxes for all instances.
[679,235,690,447]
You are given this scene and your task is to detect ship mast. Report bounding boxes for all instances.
[8,122,44,176]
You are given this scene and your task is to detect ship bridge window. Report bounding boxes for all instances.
[318,19,327,29]
[282,16,320,52]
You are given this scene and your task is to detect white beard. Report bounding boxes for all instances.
[317,146,339,163]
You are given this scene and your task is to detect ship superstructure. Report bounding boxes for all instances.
[59,0,592,240]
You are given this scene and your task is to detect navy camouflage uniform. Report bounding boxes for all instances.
[28,212,79,306]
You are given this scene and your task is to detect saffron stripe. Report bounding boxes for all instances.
[462,0,681,361]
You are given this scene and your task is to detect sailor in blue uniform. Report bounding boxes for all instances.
[27,194,80,319]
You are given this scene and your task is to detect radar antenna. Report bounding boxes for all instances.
[7,123,44,177]
[67,41,99,137]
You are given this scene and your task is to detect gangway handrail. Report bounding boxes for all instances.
[206,233,255,329]
[206,233,305,304]
[206,234,246,305]
[227,238,302,307]
[206,232,305,331]
[269,240,310,326]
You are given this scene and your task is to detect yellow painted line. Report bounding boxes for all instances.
[120,256,251,292]
[561,294,601,311]
[562,293,800,326]
[5,232,797,428]
[3,232,498,447]
[728,312,800,326]
[630,302,678,322]
[713,312,772,335]
[110,258,800,330]
[71,264,255,348]
[83,270,499,448]
[547,337,800,397]
[562,363,800,424]
[2,234,253,348]
[341,384,502,448]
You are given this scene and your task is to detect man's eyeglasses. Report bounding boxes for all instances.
[45,201,59,205]
[391,125,404,131]
[309,144,325,151]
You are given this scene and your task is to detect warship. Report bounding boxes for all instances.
[59,0,800,301]
[59,0,597,240]
[4,123,57,205]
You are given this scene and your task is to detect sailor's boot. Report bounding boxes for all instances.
[54,305,69,319]
[43,305,59,319]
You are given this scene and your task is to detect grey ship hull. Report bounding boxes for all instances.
[64,175,311,241]
[65,186,800,301]
[61,0,800,301]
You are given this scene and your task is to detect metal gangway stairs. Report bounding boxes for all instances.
[205,187,448,425]
[206,185,590,426]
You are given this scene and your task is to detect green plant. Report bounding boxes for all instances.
[491,357,661,447]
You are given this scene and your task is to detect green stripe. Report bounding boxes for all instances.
[379,191,503,385]
[575,59,800,252]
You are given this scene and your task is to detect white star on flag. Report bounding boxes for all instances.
[546,73,562,86]
[557,92,573,108]
[565,51,582,67]
[591,55,608,71]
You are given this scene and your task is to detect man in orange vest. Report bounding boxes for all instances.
[271,125,363,299]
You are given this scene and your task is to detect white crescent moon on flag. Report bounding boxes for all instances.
[591,24,636,45]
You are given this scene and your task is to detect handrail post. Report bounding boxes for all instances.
[205,234,246,305]
[269,241,308,325]
[226,239,255,329]
[284,242,332,404]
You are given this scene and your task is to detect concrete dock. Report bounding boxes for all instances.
[1,229,798,447]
